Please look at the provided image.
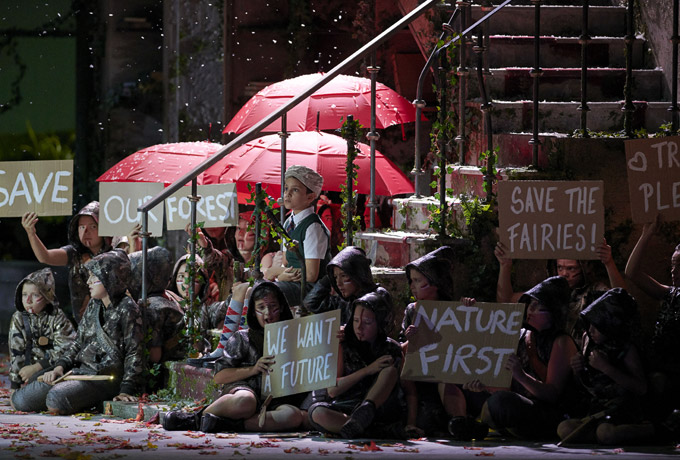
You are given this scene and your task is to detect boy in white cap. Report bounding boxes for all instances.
[274,165,331,307]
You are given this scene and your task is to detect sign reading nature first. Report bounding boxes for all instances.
[625,136,680,223]
[497,180,605,259]
[0,160,73,217]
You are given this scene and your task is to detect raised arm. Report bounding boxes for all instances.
[597,238,627,290]
[21,212,68,266]
[625,219,669,300]
[494,242,523,303]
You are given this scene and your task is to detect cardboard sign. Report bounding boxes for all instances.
[165,183,238,230]
[401,300,524,388]
[0,160,73,217]
[98,182,164,237]
[498,180,604,259]
[262,310,341,398]
[625,137,680,223]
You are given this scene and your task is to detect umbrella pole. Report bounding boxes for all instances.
[367,53,380,231]
[140,212,149,307]
[345,115,356,246]
[254,183,263,279]
[279,113,288,227]
[188,178,199,346]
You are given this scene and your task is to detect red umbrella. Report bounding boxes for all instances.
[223,73,421,134]
[96,142,252,203]
[202,131,414,198]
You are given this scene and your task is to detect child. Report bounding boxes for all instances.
[15,249,144,414]
[308,287,405,439]
[557,288,652,444]
[161,281,305,433]
[9,268,76,410]
[399,246,487,440]
[275,165,331,307]
[466,276,579,440]
[304,246,377,325]
[22,202,113,322]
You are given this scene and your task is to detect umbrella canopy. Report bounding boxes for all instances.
[203,131,415,198]
[223,73,420,134]
[97,142,224,186]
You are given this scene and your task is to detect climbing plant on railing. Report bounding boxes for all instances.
[179,223,208,357]
[339,116,363,249]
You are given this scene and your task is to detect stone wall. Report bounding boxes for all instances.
[640,0,675,101]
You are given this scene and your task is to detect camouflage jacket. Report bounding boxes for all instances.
[9,268,76,389]
[54,250,145,395]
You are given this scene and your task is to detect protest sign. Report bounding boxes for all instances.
[498,180,604,259]
[262,310,341,398]
[0,160,73,217]
[625,136,680,223]
[165,183,238,230]
[401,300,524,388]
[98,182,164,237]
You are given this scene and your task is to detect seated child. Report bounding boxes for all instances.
[10,268,76,410]
[274,165,331,307]
[308,287,405,439]
[557,288,652,445]
[14,249,144,414]
[161,281,305,433]
[304,246,377,325]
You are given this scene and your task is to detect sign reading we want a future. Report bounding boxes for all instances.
[262,310,341,398]
[401,301,524,388]
[498,180,605,259]
[625,136,680,223]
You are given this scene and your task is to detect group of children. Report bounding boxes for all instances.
[7,164,680,444]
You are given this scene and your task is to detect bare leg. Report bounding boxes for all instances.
[403,379,419,427]
[310,406,350,434]
[365,366,398,407]
[204,390,257,420]
[439,383,466,417]
[243,404,303,431]
[557,418,596,443]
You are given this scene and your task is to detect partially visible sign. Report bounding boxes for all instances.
[0,160,73,217]
[625,136,680,223]
[498,180,604,259]
[262,310,341,398]
[98,182,164,237]
[401,301,524,388]
[165,183,238,230]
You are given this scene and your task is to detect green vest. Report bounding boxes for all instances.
[286,213,331,279]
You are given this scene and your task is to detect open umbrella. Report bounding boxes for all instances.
[223,73,421,134]
[202,131,414,198]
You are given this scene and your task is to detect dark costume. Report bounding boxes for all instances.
[304,246,377,325]
[9,269,76,396]
[484,276,578,439]
[308,287,405,438]
[61,201,113,322]
[13,250,144,414]
[129,247,185,363]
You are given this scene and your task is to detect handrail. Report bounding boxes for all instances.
[138,0,439,215]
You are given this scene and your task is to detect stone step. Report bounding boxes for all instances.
[467,68,666,102]
[471,6,625,37]
[481,35,650,69]
[465,100,671,137]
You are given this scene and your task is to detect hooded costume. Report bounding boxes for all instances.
[213,281,296,409]
[54,249,144,396]
[304,246,377,324]
[399,246,455,342]
[60,201,113,322]
[8,268,76,389]
[129,247,185,362]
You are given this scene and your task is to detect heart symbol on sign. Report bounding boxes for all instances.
[628,151,647,172]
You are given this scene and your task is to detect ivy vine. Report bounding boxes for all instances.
[338,116,363,249]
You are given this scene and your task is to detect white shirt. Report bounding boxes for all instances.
[283,206,329,260]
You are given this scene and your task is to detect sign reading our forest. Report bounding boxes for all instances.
[262,310,341,398]
[498,180,604,259]
[0,160,73,217]
[625,136,680,223]
[401,301,524,388]
[165,183,238,230]
[98,182,164,237]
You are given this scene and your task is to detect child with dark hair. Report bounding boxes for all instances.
[557,288,652,444]
[161,281,305,433]
[308,287,405,439]
[304,246,377,325]
[9,268,76,410]
[466,276,579,439]
[399,247,487,440]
